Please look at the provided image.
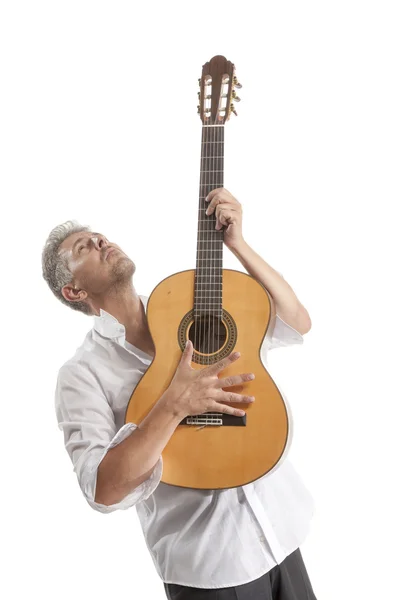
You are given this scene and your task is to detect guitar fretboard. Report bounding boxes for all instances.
[194,125,224,318]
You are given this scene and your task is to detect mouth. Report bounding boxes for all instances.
[105,248,116,260]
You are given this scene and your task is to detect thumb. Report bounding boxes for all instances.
[181,339,194,366]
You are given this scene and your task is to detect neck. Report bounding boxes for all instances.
[92,281,153,352]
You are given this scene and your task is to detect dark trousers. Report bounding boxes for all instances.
[163,548,317,600]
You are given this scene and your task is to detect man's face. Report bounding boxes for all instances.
[59,231,136,305]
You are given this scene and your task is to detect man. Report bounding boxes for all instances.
[42,188,317,599]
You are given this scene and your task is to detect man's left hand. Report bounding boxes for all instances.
[205,188,244,250]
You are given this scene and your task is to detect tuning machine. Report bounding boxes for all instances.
[233,76,242,89]
[231,90,241,102]
[230,103,238,116]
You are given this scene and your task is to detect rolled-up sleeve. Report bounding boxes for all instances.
[55,363,163,514]
[264,314,304,351]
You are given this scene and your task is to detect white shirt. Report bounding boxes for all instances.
[55,294,315,589]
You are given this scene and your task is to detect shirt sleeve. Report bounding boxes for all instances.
[263,314,304,351]
[55,362,163,514]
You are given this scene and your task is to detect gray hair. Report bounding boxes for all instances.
[42,220,92,315]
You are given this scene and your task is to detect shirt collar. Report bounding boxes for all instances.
[93,295,148,339]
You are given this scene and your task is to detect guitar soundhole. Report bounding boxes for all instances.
[188,316,228,355]
[178,308,237,365]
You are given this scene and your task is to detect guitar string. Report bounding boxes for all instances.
[197,80,224,378]
[209,100,219,366]
[194,121,201,361]
[211,91,223,367]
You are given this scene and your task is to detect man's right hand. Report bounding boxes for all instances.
[162,340,256,419]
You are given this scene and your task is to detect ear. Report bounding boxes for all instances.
[61,284,88,304]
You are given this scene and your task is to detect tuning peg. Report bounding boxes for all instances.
[197,105,200,114]
[233,76,242,89]
[198,92,201,99]
[198,78,201,87]
[232,91,241,102]
[230,103,238,116]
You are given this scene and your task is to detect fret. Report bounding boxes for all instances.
[197,221,224,225]
[196,302,221,308]
[200,157,223,166]
[194,266,223,270]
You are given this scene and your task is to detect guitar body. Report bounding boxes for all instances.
[125,268,291,490]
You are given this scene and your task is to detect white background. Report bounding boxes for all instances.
[1,1,399,599]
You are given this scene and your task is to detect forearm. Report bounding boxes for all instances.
[95,392,181,506]
[228,239,311,334]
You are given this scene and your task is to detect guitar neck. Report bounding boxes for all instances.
[194,125,224,318]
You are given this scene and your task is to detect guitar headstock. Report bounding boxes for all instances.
[197,55,242,125]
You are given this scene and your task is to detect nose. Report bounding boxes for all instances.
[92,234,108,250]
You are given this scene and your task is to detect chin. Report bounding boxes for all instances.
[112,255,136,281]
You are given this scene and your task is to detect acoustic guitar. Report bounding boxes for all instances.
[125,55,289,490]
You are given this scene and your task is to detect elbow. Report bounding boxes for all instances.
[94,479,125,507]
[93,482,112,507]
[296,306,312,335]
[299,318,312,335]
[94,473,119,507]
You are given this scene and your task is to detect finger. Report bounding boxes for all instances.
[207,351,241,375]
[180,339,194,366]
[212,396,254,416]
[217,373,255,388]
[217,393,255,404]
[205,195,222,216]
[211,402,247,417]
[206,197,239,216]
[216,205,240,218]
[205,188,225,203]
[215,207,236,229]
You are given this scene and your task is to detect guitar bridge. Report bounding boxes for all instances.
[179,412,247,427]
